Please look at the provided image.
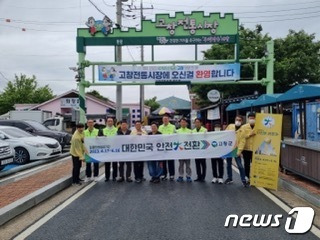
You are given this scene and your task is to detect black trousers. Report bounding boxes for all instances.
[134,161,144,180]
[119,162,132,179]
[105,162,118,180]
[242,150,253,179]
[211,158,224,178]
[195,158,206,180]
[162,160,175,177]
[72,155,82,184]
[86,162,99,178]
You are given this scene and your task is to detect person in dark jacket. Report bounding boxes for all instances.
[147,122,163,183]
[117,120,133,182]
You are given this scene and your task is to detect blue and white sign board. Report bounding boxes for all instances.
[98,64,240,83]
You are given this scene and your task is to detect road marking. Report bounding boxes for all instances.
[231,164,320,237]
[14,164,320,238]
[13,174,104,240]
[0,156,70,184]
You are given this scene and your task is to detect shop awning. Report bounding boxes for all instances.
[277,84,320,102]
[252,94,282,107]
[226,103,239,111]
[226,100,255,111]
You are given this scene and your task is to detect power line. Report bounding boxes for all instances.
[0,24,75,32]
[126,46,136,61]
[144,0,320,8]
[242,13,320,23]
[0,72,10,82]
[151,4,320,14]
[4,0,320,9]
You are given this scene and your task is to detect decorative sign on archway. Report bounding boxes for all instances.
[76,11,274,124]
[77,11,239,52]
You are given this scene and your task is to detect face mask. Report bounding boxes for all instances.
[249,119,255,125]
[235,121,242,127]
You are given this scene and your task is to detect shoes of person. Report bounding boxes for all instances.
[161,176,167,181]
[84,177,89,183]
[94,177,99,182]
[104,178,109,182]
[112,178,117,182]
[135,178,142,183]
[200,179,205,182]
[224,179,233,184]
[72,182,82,186]
[153,178,160,183]
[211,178,218,183]
[142,178,146,181]
[150,178,155,183]
[243,181,250,187]
[117,177,124,182]
[126,177,133,182]
[79,179,84,182]
[169,176,175,181]
[218,178,224,184]
[194,178,200,182]
[186,177,192,183]
[176,176,184,182]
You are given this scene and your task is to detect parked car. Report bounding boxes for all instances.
[0,120,71,149]
[0,140,14,171]
[0,126,62,164]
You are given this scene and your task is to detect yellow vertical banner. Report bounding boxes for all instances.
[250,113,283,190]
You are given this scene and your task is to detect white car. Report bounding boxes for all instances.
[0,126,62,164]
[0,140,14,171]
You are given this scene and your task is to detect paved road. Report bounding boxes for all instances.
[25,162,318,240]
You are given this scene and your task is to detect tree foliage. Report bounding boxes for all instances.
[192,25,320,107]
[144,97,160,112]
[0,74,54,115]
[274,30,320,92]
[87,90,109,102]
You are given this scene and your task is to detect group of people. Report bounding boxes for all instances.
[70,113,257,187]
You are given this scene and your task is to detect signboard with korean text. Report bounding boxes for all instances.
[251,113,283,190]
[98,64,240,83]
[61,98,80,108]
[77,12,239,51]
[84,131,237,162]
[207,107,220,120]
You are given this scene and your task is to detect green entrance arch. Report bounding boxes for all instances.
[76,11,274,123]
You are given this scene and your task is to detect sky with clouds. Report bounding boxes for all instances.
[0,0,319,103]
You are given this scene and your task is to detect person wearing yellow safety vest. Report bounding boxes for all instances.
[84,119,100,183]
[158,114,176,181]
[70,123,85,186]
[239,112,256,185]
[176,118,193,183]
[192,118,207,182]
[224,115,248,187]
[103,117,118,182]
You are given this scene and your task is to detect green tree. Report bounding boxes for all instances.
[86,90,109,102]
[0,74,54,115]
[192,25,271,107]
[274,30,320,92]
[144,97,160,112]
[192,26,320,107]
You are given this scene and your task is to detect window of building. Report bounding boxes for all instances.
[132,109,135,113]
[137,109,141,112]
[132,115,135,118]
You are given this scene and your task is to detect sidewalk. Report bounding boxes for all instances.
[0,160,72,209]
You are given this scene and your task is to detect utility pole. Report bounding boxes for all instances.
[116,0,123,122]
[130,0,153,122]
[139,0,145,122]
